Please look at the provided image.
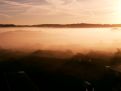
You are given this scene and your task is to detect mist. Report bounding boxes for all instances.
[0,27,121,53]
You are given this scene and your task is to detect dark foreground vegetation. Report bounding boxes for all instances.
[1,49,121,91]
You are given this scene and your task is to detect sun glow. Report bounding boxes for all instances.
[115,0,121,13]
[111,0,121,23]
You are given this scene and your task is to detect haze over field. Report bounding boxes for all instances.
[0,28,121,53]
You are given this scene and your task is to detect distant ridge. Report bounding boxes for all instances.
[1,23,121,28]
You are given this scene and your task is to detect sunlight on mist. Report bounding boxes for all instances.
[0,28,121,53]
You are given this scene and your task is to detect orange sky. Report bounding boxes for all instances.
[0,0,121,24]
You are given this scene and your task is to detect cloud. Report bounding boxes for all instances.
[0,0,33,7]
[11,0,49,5]
[0,13,10,18]
[0,0,116,16]
[0,0,42,16]
[0,0,120,24]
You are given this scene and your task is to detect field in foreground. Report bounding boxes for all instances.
[0,49,121,91]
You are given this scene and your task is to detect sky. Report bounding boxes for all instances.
[0,0,121,25]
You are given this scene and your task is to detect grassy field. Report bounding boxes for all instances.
[0,49,121,91]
